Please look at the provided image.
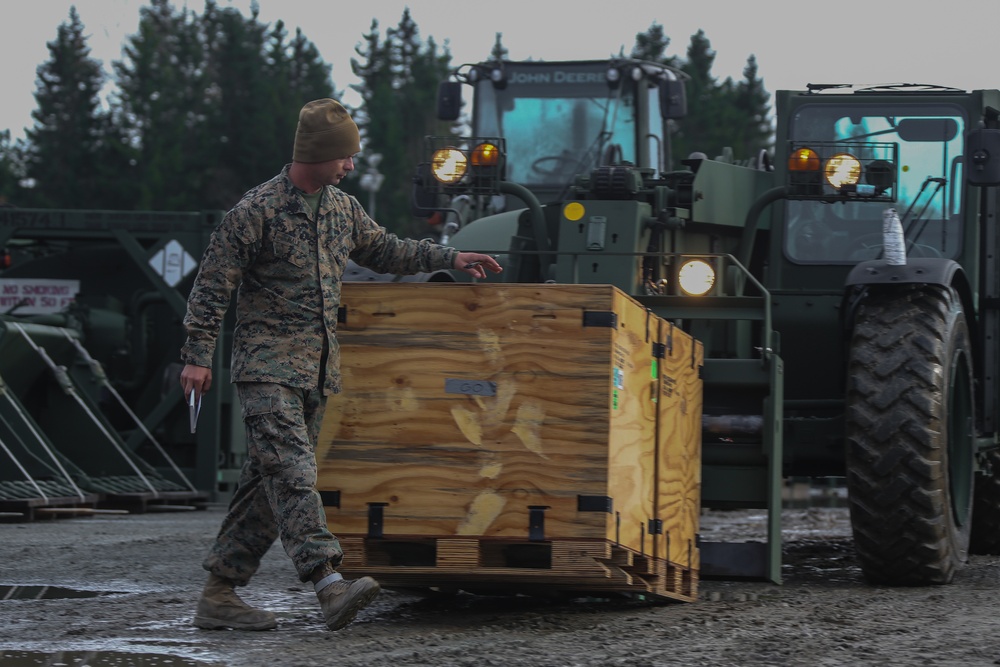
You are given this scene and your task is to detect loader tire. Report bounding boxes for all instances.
[970,450,1000,554]
[845,284,974,585]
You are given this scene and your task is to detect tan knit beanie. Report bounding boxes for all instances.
[292,99,361,163]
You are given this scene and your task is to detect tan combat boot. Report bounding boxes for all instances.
[193,574,277,631]
[313,569,380,631]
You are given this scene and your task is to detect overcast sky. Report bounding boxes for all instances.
[2,0,998,141]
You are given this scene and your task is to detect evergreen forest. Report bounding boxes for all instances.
[0,0,772,238]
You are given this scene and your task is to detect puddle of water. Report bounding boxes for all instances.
[0,651,208,666]
[0,586,117,601]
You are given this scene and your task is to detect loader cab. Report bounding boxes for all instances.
[434,59,686,208]
[780,94,968,268]
[767,85,1000,296]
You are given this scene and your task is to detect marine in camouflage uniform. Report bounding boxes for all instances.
[182,162,455,581]
[179,98,501,632]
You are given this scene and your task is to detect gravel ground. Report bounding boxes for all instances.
[2,505,1000,667]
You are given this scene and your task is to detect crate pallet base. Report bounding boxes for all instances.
[336,536,697,603]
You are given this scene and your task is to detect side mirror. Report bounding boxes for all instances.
[659,79,687,120]
[967,128,1000,186]
[437,81,462,122]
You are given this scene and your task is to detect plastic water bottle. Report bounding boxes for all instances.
[882,208,906,266]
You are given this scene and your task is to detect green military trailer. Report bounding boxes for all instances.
[0,208,243,516]
[409,58,1000,586]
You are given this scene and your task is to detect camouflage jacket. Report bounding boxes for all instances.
[180,164,456,395]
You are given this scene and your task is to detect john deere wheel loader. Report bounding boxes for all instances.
[409,58,1000,586]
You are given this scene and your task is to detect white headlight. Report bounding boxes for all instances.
[678,259,715,296]
[824,153,861,189]
[431,148,468,185]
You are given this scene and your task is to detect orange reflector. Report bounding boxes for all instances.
[788,148,820,172]
[471,143,500,167]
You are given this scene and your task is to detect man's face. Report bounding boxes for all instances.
[325,155,355,185]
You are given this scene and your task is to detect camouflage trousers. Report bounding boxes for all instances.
[202,382,343,585]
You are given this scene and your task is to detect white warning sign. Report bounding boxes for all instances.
[0,278,80,315]
[149,239,198,288]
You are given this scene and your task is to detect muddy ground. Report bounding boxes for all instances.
[2,504,1000,667]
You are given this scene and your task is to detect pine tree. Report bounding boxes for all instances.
[200,0,268,205]
[734,55,773,165]
[631,22,675,66]
[0,131,27,206]
[284,27,336,100]
[112,0,209,210]
[490,33,509,62]
[350,9,453,236]
[257,21,337,190]
[672,29,721,162]
[23,6,130,209]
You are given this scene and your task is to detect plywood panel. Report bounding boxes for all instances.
[605,288,658,552]
[655,319,704,567]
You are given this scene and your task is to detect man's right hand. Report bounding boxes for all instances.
[180,364,212,400]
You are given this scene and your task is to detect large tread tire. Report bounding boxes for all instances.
[845,284,974,585]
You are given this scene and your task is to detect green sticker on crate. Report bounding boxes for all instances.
[613,389,619,410]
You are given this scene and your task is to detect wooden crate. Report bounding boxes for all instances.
[316,283,701,600]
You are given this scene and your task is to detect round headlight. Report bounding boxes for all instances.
[678,259,715,296]
[431,148,468,185]
[824,153,861,189]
